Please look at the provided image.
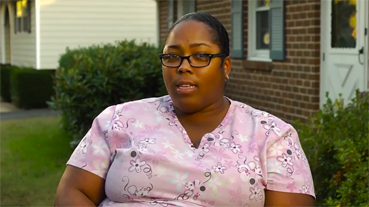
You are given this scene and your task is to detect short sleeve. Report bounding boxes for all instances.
[66,105,116,179]
[262,119,316,199]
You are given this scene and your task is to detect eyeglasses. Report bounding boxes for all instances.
[158,53,226,68]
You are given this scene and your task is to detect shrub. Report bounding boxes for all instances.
[49,40,167,146]
[294,90,369,206]
[10,67,55,109]
[0,64,12,102]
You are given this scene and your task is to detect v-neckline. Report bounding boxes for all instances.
[166,97,234,151]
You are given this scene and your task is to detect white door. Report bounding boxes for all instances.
[320,0,367,107]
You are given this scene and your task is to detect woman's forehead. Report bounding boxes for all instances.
[165,20,215,46]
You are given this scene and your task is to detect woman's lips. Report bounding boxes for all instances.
[176,84,197,94]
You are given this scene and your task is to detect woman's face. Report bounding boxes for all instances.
[162,20,231,114]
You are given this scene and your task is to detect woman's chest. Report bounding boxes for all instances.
[104,119,266,206]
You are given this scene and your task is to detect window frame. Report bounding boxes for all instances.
[248,0,271,62]
[15,0,31,34]
[177,0,185,18]
[177,0,196,19]
[167,0,174,32]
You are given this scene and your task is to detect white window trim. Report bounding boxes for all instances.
[248,1,271,62]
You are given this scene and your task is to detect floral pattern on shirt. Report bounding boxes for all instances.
[67,95,315,207]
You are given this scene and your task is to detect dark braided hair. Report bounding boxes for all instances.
[165,12,230,56]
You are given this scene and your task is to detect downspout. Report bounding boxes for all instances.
[1,4,5,63]
[156,0,160,46]
[35,0,40,69]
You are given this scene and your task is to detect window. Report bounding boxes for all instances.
[15,0,31,33]
[331,0,357,48]
[177,0,196,18]
[248,0,270,61]
[248,0,286,61]
[168,0,195,32]
[256,1,270,50]
[232,0,281,60]
[231,0,244,58]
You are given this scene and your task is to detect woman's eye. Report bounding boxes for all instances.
[163,54,177,59]
[193,54,209,59]
[195,54,207,58]
[167,54,178,59]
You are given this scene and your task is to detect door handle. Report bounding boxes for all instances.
[358,47,364,65]
[359,47,364,54]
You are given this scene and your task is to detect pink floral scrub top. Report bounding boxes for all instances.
[67,95,316,207]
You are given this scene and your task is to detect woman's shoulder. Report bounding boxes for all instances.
[96,95,171,119]
[114,95,171,111]
[229,98,294,135]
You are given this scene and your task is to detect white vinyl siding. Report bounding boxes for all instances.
[39,0,158,69]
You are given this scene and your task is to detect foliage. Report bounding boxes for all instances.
[294,90,369,206]
[10,67,55,109]
[49,40,167,146]
[0,64,13,102]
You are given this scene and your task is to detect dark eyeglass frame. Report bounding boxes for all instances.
[158,53,226,68]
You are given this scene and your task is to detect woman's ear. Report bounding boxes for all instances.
[223,56,231,78]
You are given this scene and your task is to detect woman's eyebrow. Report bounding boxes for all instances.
[166,43,211,49]
[167,44,180,49]
[190,43,211,48]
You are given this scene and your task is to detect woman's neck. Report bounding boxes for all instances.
[174,96,230,125]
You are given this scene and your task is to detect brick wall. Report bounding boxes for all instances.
[158,0,321,123]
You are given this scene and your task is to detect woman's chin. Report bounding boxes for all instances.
[172,99,203,115]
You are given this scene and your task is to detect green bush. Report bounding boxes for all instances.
[294,91,369,206]
[0,64,12,102]
[10,67,55,109]
[49,40,167,146]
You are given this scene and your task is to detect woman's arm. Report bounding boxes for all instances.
[265,190,314,207]
[257,116,316,206]
[55,165,106,207]
[55,106,117,206]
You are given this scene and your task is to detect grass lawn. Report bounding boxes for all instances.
[1,116,74,206]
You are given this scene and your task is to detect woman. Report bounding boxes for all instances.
[55,12,315,207]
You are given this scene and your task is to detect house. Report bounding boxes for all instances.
[157,0,369,122]
[0,0,158,70]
